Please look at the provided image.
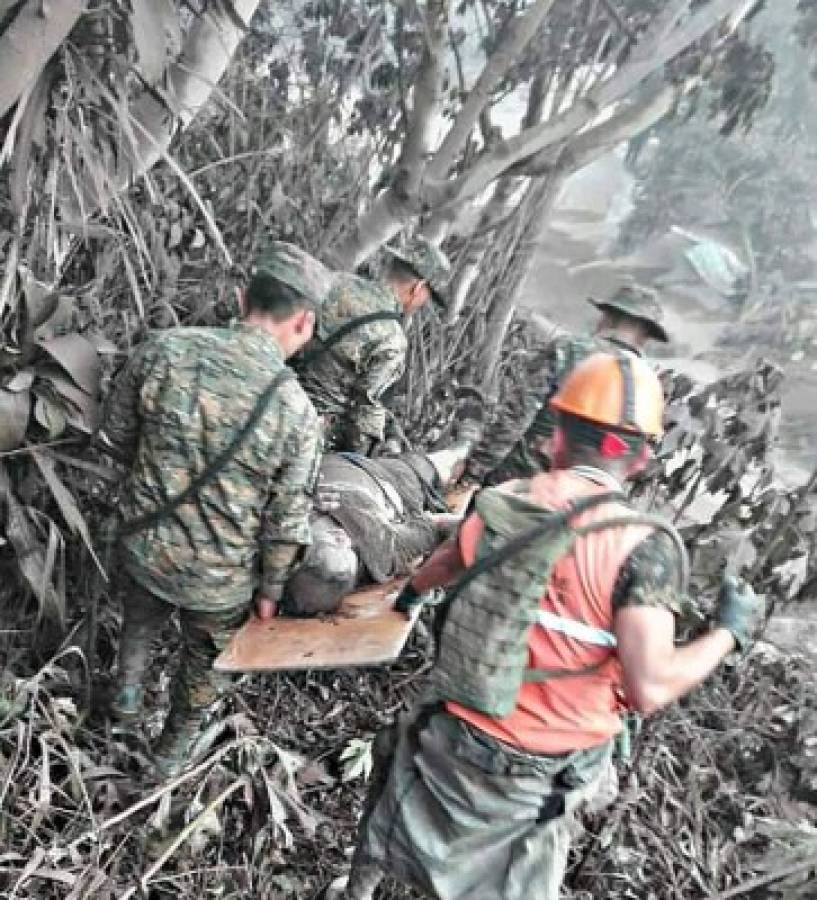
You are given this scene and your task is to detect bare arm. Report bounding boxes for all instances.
[614,606,735,716]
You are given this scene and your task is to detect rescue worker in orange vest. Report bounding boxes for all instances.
[336,352,763,900]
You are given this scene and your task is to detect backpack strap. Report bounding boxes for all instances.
[119,368,295,536]
[444,490,625,603]
[520,513,689,683]
[118,312,402,539]
[319,310,402,350]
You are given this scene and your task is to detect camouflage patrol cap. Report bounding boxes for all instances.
[249,241,335,309]
[588,284,669,343]
[385,237,452,308]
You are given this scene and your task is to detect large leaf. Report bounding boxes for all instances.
[32,450,105,577]
[34,394,67,439]
[36,334,99,395]
[39,367,100,432]
[0,387,30,451]
[19,267,59,328]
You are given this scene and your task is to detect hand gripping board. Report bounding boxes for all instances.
[214,487,476,673]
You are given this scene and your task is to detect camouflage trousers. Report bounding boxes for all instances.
[349,708,612,900]
[117,570,248,721]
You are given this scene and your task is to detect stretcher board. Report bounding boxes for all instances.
[214,486,476,673]
[214,578,418,672]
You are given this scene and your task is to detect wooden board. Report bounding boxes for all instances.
[214,578,418,672]
[214,486,475,673]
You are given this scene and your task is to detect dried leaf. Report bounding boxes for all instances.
[37,333,99,394]
[0,387,30,450]
[41,368,99,431]
[34,395,67,439]
[19,266,59,328]
[5,370,34,391]
[32,450,103,574]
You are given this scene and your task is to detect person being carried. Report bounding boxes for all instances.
[293,238,451,454]
[283,443,472,617]
[464,283,669,485]
[99,243,326,774]
[338,352,762,900]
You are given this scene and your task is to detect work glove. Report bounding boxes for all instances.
[393,582,423,616]
[714,575,764,653]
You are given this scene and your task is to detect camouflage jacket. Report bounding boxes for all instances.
[292,273,406,450]
[101,324,322,611]
[466,333,642,483]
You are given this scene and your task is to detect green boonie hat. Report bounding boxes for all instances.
[588,284,669,343]
[249,241,335,308]
[385,237,452,308]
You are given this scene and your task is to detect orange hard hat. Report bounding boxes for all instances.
[550,352,664,438]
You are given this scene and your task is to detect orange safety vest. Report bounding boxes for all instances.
[447,468,654,754]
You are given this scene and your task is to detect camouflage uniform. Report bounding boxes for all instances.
[465,332,614,484]
[102,322,321,747]
[347,529,685,900]
[293,238,451,454]
[293,274,406,453]
[466,285,667,484]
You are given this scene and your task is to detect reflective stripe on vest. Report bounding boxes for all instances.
[537,610,617,648]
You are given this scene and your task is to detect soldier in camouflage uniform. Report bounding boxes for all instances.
[464,284,670,485]
[293,238,451,454]
[100,243,326,774]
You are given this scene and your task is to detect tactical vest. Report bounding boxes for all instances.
[428,480,688,720]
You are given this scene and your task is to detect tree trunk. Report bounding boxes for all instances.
[446,175,525,322]
[0,0,85,120]
[474,171,568,384]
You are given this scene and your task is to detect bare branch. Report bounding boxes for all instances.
[426,0,558,182]
[434,0,750,209]
[510,82,678,177]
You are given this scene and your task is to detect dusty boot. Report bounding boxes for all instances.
[109,683,144,720]
[152,712,204,778]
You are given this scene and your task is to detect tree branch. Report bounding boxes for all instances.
[396,0,451,196]
[0,0,85,121]
[432,0,750,209]
[425,0,557,181]
[509,82,678,177]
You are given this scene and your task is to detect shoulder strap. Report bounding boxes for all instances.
[118,312,404,539]
[318,311,402,351]
[445,490,625,603]
[119,368,295,536]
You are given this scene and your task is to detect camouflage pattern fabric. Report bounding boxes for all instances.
[116,569,243,718]
[101,323,322,611]
[353,709,612,900]
[385,237,452,308]
[466,332,610,484]
[292,273,406,451]
[250,240,335,306]
[612,528,695,617]
[589,283,668,343]
[317,453,441,582]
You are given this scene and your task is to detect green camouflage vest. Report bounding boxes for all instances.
[429,487,688,718]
